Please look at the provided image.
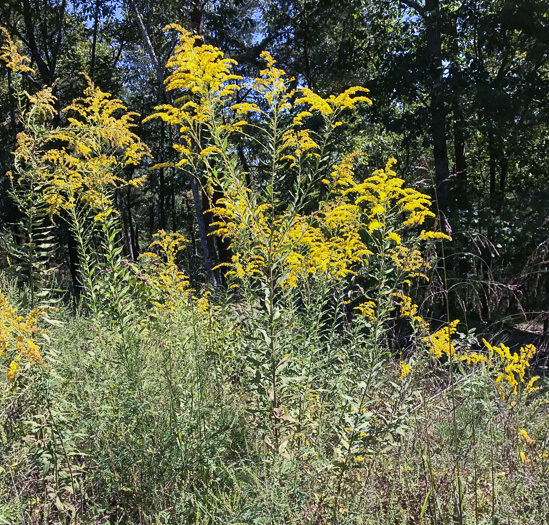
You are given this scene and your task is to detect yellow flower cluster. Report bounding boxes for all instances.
[148,24,241,134]
[0,290,49,383]
[391,292,429,332]
[139,230,190,311]
[337,157,436,230]
[519,428,535,445]
[0,27,34,74]
[281,129,320,167]
[423,320,460,360]
[416,321,539,398]
[321,156,447,283]
[390,246,428,280]
[354,300,376,320]
[213,176,375,288]
[13,79,148,220]
[483,339,539,396]
[399,361,413,380]
[421,319,490,366]
[150,27,447,294]
[296,86,372,117]
[254,51,294,108]
[164,25,240,98]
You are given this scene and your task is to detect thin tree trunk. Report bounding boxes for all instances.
[89,0,100,80]
[191,177,218,286]
[127,0,165,92]
[453,118,467,191]
[129,0,217,283]
[499,155,508,193]
[489,131,497,206]
[425,0,451,212]
[22,0,53,85]
[116,189,134,261]
[401,0,451,213]
[126,186,139,259]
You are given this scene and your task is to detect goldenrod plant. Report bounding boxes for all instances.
[0,24,546,525]
[0,289,50,384]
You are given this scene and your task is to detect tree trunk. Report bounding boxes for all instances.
[129,0,217,284]
[89,0,100,80]
[126,186,139,259]
[191,177,218,286]
[453,116,467,195]
[489,131,497,206]
[425,0,451,213]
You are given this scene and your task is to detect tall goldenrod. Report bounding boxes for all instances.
[0,290,50,383]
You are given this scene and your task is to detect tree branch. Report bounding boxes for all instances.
[399,0,425,17]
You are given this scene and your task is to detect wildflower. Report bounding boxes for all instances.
[1,290,50,382]
[483,340,537,395]
[519,428,535,445]
[423,320,460,360]
[0,27,35,74]
[399,361,412,380]
[387,232,401,244]
[355,301,376,320]
[7,359,20,383]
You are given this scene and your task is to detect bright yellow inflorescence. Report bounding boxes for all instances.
[0,27,34,74]
[483,339,539,397]
[148,26,450,291]
[399,361,412,380]
[139,230,190,311]
[0,290,50,383]
[11,79,149,221]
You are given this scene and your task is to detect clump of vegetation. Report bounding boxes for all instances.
[0,23,548,525]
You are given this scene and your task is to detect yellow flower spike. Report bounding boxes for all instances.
[423,320,460,361]
[138,230,190,311]
[399,361,412,380]
[1,291,52,384]
[0,27,35,74]
[368,219,384,234]
[386,232,401,244]
[254,51,293,107]
[482,340,538,396]
[419,230,451,241]
[519,428,535,445]
[14,78,149,221]
[296,88,334,116]
[7,360,20,383]
[330,86,373,110]
[355,301,376,320]
[231,102,261,115]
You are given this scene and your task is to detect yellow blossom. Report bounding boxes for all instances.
[1,290,51,383]
[483,339,537,396]
[519,428,535,445]
[355,301,376,320]
[0,27,35,74]
[399,361,412,379]
[423,320,460,360]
